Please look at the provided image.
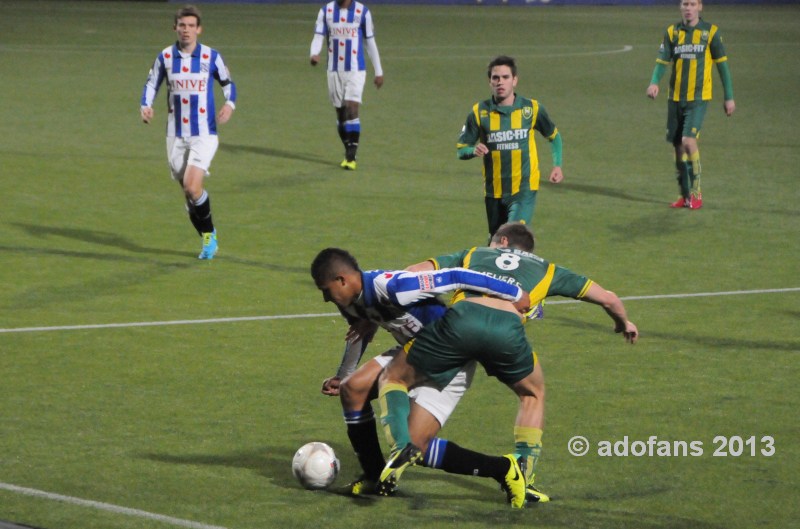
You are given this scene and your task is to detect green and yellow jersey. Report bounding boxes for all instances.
[457,96,558,198]
[429,246,591,306]
[656,18,728,102]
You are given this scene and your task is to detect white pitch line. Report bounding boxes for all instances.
[0,313,335,334]
[546,287,800,304]
[0,482,229,529]
[1,288,798,335]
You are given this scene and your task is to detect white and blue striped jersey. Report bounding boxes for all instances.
[340,268,522,345]
[312,1,379,73]
[141,43,237,138]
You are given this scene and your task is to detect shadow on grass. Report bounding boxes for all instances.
[546,315,800,353]
[140,446,297,488]
[10,223,194,260]
[550,183,664,206]
[557,182,799,217]
[220,143,339,168]
[139,447,730,527]
[7,222,307,273]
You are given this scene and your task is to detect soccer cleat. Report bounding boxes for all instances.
[340,159,357,171]
[501,455,527,509]
[344,475,397,497]
[525,300,544,321]
[377,444,422,496]
[688,194,703,209]
[198,230,218,260]
[526,484,551,503]
[515,455,550,503]
[669,196,690,208]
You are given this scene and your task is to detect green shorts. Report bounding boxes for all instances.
[666,100,708,144]
[406,301,534,388]
[484,190,537,237]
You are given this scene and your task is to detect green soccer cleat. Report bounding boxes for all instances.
[501,454,527,509]
[340,159,357,171]
[198,230,218,260]
[377,444,422,496]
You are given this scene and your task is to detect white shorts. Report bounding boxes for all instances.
[327,70,366,107]
[374,348,475,427]
[166,135,219,181]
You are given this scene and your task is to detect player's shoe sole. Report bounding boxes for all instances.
[377,444,422,496]
[198,230,218,260]
[501,454,527,509]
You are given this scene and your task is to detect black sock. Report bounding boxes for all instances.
[439,440,509,482]
[344,405,385,480]
[345,131,360,162]
[186,202,203,236]
[193,193,214,234]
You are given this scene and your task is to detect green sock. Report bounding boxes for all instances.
[688,151,702,198]
[514,426,543,485]
[675,153,690,198]
[378,384,411,452]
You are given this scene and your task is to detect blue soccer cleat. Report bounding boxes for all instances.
[199,230,218,260]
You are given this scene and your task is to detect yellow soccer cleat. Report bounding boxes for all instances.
[377,444,422,496]
[501,454,527,509]
[526,484,551,503]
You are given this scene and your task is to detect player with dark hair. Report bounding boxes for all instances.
[310,0,383,170]
[310,248,531,504]
[141,4,237,259]
[457,55,563,239]
[647,0,735,209]
[378,223,639,506]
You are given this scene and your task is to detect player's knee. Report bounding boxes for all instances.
[339,375,367,408]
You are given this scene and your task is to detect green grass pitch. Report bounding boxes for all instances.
[1,2,798,528]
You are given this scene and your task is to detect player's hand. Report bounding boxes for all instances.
[217,103,234,125]
[724,99,736,117]
[616,320,639,344]
[321,376,341,396]
[646,84,659,99]
[310,55,320,66]
[374,75,384,89]
[141,107,154,124]
[549,166,564,184]
[473,143,489,157]
[513,290,531,316]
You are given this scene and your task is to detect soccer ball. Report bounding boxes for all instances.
[292,442,340,490]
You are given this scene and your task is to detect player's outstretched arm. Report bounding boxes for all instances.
[581,282,638,344]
